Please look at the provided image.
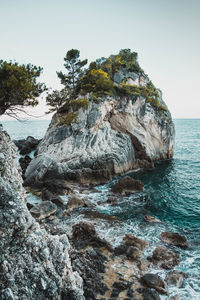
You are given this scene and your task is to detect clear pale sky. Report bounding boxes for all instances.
[0,0,200,119]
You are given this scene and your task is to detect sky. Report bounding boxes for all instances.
[0,0,200,119]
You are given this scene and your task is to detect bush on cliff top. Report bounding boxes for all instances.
[48,48,167,124]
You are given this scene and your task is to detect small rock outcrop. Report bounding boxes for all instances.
[148,246,180,269]
[24,50,175,187]
[111,175,144,194]
[0,125,85,299]
[161,232,189,248]
[141,273,168,295]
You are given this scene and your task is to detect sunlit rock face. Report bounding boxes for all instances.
[25,68,175,186]
[0,126,85,300]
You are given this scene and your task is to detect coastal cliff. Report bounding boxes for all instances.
[25,50,175,186]
[0,125,85,300]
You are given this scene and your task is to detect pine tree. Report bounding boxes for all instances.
[57,49,87,99]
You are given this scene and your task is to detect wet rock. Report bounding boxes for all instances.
[166,270,187,288]
[123,233,148,250]
[19,155,32,176]
[148,246,180,269]
[72,222,113,251]
[70,248,108,299]
[144,214,161,223]
[65,195,88,213]
[106,196,118,205]
[44,179,73,195]
[111,176,144,195]
[42,188,64,206]
[142,288,161,300]
[161,232,188,249]
[30,201,57,219]
[14,136,41,155]
[126,246,142,261]
[141,273,167,295]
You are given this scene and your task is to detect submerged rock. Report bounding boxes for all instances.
[111,176,144,194]
[161,232,189,249]
[144,214,161,223]
[148,246,180,269]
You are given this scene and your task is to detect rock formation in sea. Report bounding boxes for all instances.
[24,49,175,187]
[0,125,85,299]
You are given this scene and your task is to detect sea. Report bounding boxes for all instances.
[2,119,200,300]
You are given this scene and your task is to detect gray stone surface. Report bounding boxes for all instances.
[0,127,85,300]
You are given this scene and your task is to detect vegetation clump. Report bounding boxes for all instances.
[47,48,167,122]
[0,60,45,118]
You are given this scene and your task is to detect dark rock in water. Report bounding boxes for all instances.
[70,248,108,299]
[42,188,64,206]
[142,288,161,300]
[166,270,187,288]
[106,196,118,205]
[14,136,41,155]
[72,222,113,251]
[111,176,144,195]
[123,233,148,250]
[161,232,188,249]
[30,201,57,219]
[19,155,32,176]
[141,273,167,295]
[144,214,161,223]
[148,246,180,269]
[44,179,73,195]
[65,195,88,214]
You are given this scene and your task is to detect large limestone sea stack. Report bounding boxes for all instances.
[25,49,175,186]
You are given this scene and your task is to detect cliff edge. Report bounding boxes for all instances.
[0,125,84,300]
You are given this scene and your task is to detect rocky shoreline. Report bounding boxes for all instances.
[0,134,187,299]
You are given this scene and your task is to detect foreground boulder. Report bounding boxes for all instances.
[111,176,144,194]
[141,273,167,295]
[161,232,188,249]
[148,246,180,269]
[24,50,174,187]
[0,126,84,300]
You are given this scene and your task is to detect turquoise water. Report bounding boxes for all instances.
[2,118,200,299]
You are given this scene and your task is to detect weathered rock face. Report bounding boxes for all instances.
[25,69,175,186]
[0,125,85,300]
